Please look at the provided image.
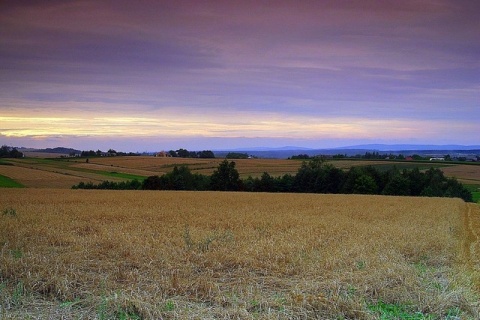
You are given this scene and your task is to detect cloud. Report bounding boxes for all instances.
[0,0,478,149]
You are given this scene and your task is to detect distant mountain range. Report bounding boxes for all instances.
[335,144,480,151]
[222,144,480,152]
[334,144,480,151]
[216,144,480,158]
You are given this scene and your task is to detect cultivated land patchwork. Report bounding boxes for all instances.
[1,189,479,319]
[1,157,480,189]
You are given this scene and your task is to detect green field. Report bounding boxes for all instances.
[0,174,24,188]
[364,162,450,172]
[99,171,146,180]
[465,185,480,204]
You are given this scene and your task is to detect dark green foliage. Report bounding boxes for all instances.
[289,154,310,159]
[141,165,210,190]
[225,152,249,159]
[257,172,275,192]
[463,185,480,203]
[0,145,23,158]
[142,175,162,190]
[197,150,215,158]
[73,158,474,202]
[72,179,142,190]
[353,175,378,194]
[383,175,411,196]
[406,167,425,196]
[210,160,242,191]
[444,178,473,202]
[292,157,339,193]
[176,148,190,158]
[161,165,195,190]
[168,149,215,158]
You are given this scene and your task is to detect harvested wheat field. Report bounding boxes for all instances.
[1,190,479,319]
[441,165,480,185]
[0,166,94,189]
[81,156,303,178]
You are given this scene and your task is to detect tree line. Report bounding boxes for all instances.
[291,152,479,162]
[80,149,140,157]
[290,152,407,160]
[164,149,215,158]
[72,158,473,202]
[0,145,23,158]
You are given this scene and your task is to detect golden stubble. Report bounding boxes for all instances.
[0,189,478,319]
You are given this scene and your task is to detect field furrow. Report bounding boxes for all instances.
[462,204,480,286]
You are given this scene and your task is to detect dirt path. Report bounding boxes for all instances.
[462,203,480,289]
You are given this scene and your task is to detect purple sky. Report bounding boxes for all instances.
[1,0,479,151]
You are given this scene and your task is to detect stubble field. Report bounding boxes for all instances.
[1,189,479,319]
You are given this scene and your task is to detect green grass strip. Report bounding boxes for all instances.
[99,171,146,181]
[367,163,450,172]
[0,175,24,188]
[465,184,480,204]
[368,301,434,320]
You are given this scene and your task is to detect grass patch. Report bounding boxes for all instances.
[0,175,24,188]
[368,163,450,172]
[99,171,146,181]
[464,184,480,204]
[368,301,433,319]
[2,207,17,217]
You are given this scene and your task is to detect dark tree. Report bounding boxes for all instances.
[444,178,473,202]
[353,175,378,194]
[406,167,425,196]
[421,168,446,197]
[210,160,242,191]
[322,165,345,193]
[226,152,249,159]
[198,150,215,158]
[258,172,275,192]
[0,145,24,158]
[176,148,190,158]
[382,175,411,196]
[142,175,163,190]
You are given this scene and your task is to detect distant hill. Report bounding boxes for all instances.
[218,144,480,153]
[19,147,81,154]
[215,144,480,159]
[335,144,480,151]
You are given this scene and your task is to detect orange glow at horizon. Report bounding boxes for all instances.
[0,115,449,141]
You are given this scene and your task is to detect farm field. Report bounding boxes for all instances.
[1,189,479,319]
[441,165,480,185]
[69,156,304,178]
[2,157,480,190]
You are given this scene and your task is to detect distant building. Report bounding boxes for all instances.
[429,157,445,161]
[405,156,414,161]
[154,151,171,157]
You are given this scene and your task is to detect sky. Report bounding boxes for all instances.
[1,0,479,152]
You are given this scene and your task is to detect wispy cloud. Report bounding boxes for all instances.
[0,0,478,150]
